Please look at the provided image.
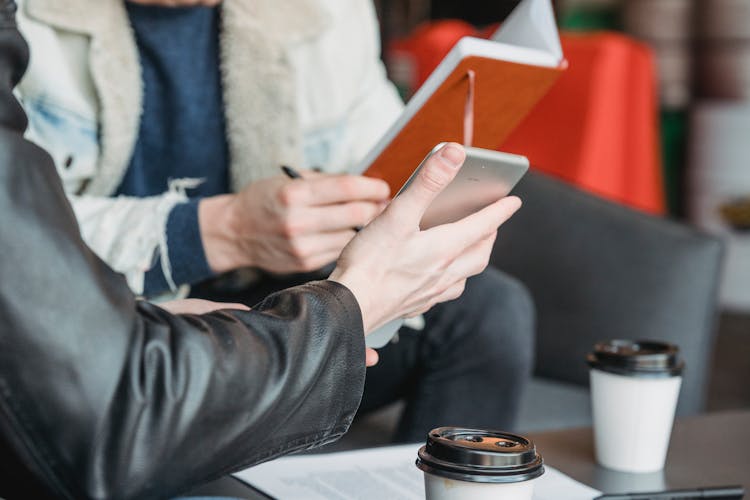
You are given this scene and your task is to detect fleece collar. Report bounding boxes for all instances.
[24,0,328,194]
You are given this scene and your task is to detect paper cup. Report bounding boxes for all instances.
[424,473,535,500]
[416,427,544,500]
[587,340,684,473]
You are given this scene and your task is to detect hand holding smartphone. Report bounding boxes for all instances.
[365,143,528,349]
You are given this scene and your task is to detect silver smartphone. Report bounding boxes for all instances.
[365,144,529,349]
[399,142,529,228]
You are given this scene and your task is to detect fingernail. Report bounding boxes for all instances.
[439,144,464,168]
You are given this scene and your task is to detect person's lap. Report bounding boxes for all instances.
[190,265,535,443]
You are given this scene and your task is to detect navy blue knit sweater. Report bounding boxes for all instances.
[118,4,229,295]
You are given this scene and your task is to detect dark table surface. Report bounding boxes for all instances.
[190,410,750,498]
[529,410,750,495]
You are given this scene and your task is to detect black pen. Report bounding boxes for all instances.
[280,165,363,232]
[280,165,302,180]
[595,485,745,499]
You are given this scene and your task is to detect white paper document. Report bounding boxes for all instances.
[233,444,601,500]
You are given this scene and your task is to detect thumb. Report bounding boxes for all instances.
[388,143,465,228]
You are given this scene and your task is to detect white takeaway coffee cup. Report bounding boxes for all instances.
[587,340,684,473]
[416,427,544,500]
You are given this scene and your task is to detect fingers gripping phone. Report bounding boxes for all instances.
[365,143,529,349]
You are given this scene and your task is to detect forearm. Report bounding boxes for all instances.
[102,284,364,499]
[0,10,365,499]
[1,269,365,500]
[198,193,248,274]
[143,199,215,296]
[73,189,222,297]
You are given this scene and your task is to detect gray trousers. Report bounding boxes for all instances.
[191,266,535,443]
[359,266,535,442]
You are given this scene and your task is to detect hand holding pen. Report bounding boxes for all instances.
[197,164,389,276]
[281,165,369,232]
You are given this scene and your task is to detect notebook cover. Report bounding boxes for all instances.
[364,56,564,195]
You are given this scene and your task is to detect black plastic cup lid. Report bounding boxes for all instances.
[415,427,544,484]
[587,340,685,378]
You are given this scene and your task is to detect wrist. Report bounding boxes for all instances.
[198,194,250,273]
[329,267,373,333]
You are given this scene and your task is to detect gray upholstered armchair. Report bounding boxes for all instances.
[492,171,724,431]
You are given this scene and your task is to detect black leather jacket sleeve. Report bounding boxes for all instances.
[0,3,366,499]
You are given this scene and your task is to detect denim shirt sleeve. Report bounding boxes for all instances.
[144,199,214,296]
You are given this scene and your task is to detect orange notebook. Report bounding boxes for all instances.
[355,0,567,195]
